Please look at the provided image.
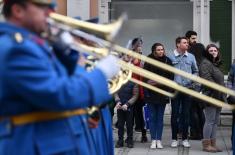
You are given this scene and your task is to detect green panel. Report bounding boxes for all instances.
[210,0,232,73]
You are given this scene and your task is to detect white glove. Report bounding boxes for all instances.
[60,31,74,46]
[96,55,120,79]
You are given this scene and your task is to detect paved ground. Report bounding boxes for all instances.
[113,126,233,155]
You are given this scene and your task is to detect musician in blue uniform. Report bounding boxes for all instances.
[0,0,120,154]
[74,27,115,155]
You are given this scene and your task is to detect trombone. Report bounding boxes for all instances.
[49,13,127,41]
[47,14,176,98]
[76,43,235,110]
[84,56,176,98]
[48,13,235,110]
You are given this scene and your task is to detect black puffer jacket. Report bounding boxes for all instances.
[143,54,174,104]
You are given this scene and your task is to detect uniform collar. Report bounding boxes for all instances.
[0,22,48,45]
[0,22,35,38]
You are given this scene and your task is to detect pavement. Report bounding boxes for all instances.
[113,105,233,155]
[113,126,233,155]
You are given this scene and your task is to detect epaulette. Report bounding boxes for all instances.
[13,32,24,44]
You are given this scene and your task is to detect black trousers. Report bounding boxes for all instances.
[189,99,205,139]
[117,108,134,141]
[133,98,146,136]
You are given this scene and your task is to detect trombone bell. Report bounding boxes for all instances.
[49,13,127,41]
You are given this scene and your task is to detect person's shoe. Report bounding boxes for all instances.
[150,140,157,149]
[211,139,222,152]
[127,140,134,148]
[141,135,148,143]
[182,140,191,148]
[115,140,124,148]
[202,139,217,152]
[156,140,163,149]
[171,140,178,148]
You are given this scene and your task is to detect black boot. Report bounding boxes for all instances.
[141,135,147,143]
[115,140,124,148]
[127,139,134,148]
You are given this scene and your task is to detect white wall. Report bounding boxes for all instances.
[67,0,90,19]
[110,1,193,55]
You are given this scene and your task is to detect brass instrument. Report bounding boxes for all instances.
[48,13,235,110]
[47,16,176,97]
[84,56,176,97]
[49,13,127,41]
[76,44,235,110]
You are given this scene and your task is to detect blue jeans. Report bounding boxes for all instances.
[171,93,191,140]
[148,103,166,140]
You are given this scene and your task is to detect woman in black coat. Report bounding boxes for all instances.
[143,43,174,149]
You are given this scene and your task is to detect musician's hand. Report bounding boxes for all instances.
[88,117,99,128]
[51,31,74,55]
[96,55,120,79]
[77,54,86,66]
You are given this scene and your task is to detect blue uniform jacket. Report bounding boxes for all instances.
[0,22,111,155]
[74,66,114,155]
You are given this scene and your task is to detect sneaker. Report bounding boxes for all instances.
[150,140,157,149]
[156,140,163,149]
[171,140,178,148]
[182,140,191,148]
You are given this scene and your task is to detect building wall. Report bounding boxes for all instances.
[56,0,67,15]
[90,0,99,18]
[210,0,232,72]
[1,0,228,72]
[110,1,193,56]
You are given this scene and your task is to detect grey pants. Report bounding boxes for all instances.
[203,106,221,139]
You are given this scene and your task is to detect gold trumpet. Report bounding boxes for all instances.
[48,13,235,110]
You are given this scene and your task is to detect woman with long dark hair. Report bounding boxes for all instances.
[144,43,174,149]
[200,44,225,152]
